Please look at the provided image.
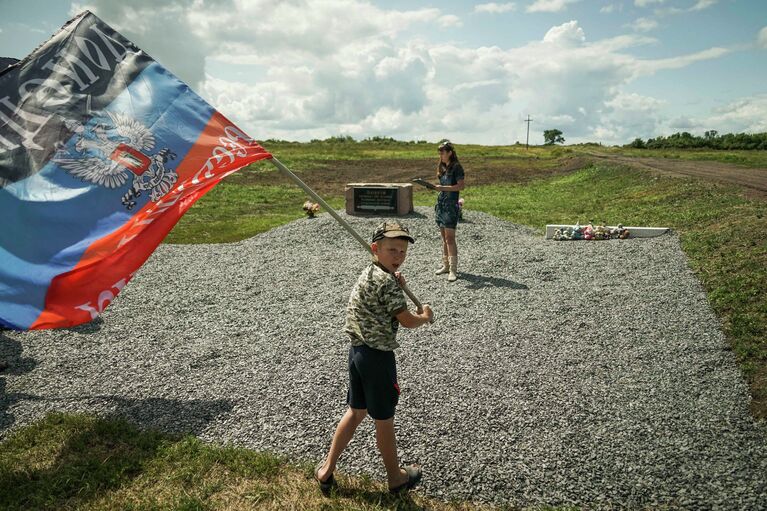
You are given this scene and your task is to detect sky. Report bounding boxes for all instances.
[1,0,766,145]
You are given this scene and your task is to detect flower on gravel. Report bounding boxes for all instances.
[303,201,320,218]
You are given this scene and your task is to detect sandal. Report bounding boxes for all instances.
[314,462,336,495]
[389,465,422,494]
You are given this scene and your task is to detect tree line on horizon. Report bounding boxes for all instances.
[259,130,767,150]
[263,135,431,145]
[627,131,767,150]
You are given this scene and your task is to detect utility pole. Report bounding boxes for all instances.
[524,115,533,150]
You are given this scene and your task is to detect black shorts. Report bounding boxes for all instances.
[347,344,399,420]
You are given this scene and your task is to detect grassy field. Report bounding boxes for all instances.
[164,183,344,244]
[253,140,567,167]
[592,145,767,168]
[258,139,767,170]
[2,143,765,510]
[1,413,528,511]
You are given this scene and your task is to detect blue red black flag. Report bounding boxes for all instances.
[0,11,272,330]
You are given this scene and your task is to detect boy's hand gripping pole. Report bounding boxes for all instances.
[269,157,430,317]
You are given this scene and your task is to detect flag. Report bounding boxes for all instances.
[0,11,272,330]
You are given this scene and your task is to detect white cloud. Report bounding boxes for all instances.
[758,26,767,49]
[690,0,717,11]
[74,0,442,90]
[600,3,617,13]
[596,34,658,52]
[704,94,767,133]
[474,2,517,13]
[591,92,665,142]
[72,0,211,90]
[634,0,664,6]
[543,20,586,45]
[634,46,730,75]
[643,95,767,138]
[653,1,715,16]
[526,0,579,13]
[66,1,742,145]
[627,17,659,32]
[669,116,697,130]
[638,0,716,28]
[438,15,463,28]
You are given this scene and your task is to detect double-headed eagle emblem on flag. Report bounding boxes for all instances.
[1,11,273,330]
[53,111,178,210]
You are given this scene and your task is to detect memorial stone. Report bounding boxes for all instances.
[345,183,413,216]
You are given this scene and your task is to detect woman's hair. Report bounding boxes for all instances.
[436,140,459,178]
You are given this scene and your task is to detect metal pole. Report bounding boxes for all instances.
[525,115,532,150]
[269,157,427,314]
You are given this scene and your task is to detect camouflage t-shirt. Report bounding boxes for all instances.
[344,263,408,351]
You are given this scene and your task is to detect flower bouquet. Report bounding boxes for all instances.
[303,200,320,218]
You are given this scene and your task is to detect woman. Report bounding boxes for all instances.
[433,140,465,282]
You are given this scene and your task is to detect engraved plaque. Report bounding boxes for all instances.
[353,187,398,214]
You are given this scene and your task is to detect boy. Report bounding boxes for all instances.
[315,221,433,495]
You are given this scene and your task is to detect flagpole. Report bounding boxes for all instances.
[269,157,429,315]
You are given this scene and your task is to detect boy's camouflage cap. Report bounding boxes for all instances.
[371,221,415,243]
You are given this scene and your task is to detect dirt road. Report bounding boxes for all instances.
[584,152,767,198]
[244,152,767,199]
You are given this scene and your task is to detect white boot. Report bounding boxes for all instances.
[448,256,458,282]
[435,256,450,275]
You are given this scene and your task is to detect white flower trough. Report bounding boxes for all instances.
[545,224,670,240]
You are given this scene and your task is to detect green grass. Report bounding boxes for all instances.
[0,413,540,511]
[587,145,767,168]
[164,183,344,244]
[250,140,767,170]
[466,164,749,227]
[0,413,282,510]
[254,140,568,171]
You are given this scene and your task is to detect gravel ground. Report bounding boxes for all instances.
[2,207,766,509]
